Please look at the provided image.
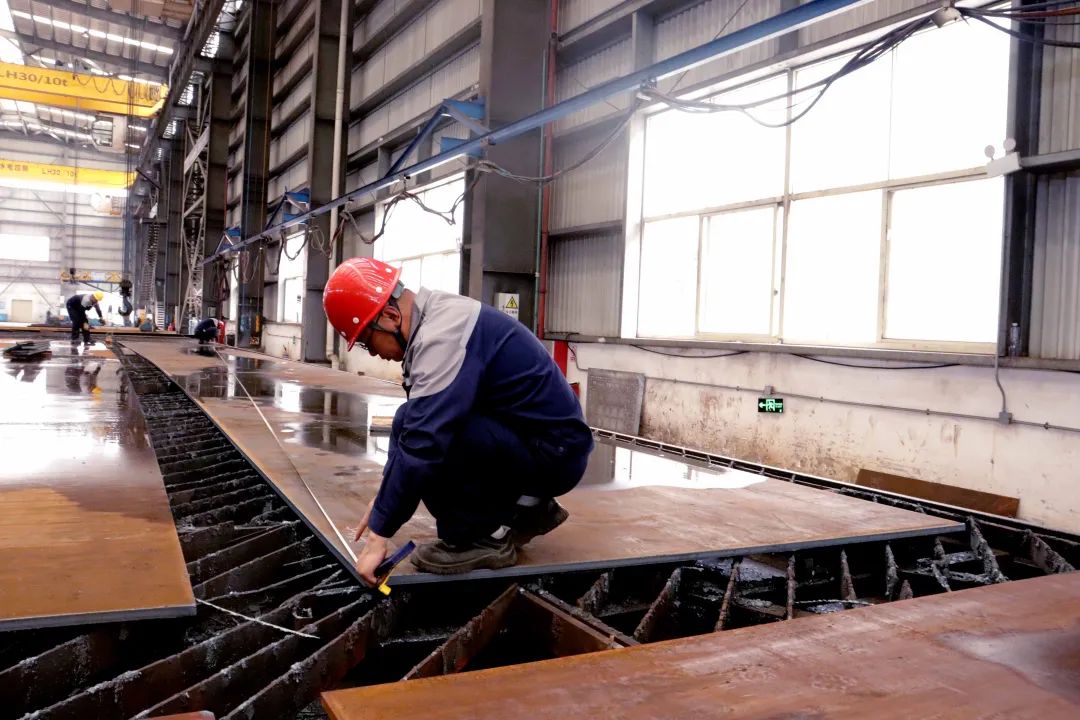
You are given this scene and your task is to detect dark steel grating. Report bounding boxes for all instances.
[0,350,1075,719]
[0,351,392,720]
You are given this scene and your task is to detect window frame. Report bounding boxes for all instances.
[624,22,1009,355]
[374,173,465,296]
[275,231,306,324]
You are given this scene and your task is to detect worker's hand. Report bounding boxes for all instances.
[354,498,375,541]
[355,532,389,587]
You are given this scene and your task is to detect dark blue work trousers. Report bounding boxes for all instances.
[66,296,90,344]
[388,404,589,544]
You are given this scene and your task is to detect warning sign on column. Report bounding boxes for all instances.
[495,293,519,320]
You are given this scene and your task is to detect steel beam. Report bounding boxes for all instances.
[12,29,168,80]
[136,0,226,182]
[30,0,184,41]
[206,0,870,264]
[302,0,352,362]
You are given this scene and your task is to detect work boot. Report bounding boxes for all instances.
[510,498,569,547]
[410,535,517,575]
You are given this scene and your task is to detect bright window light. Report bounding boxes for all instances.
[0,233,50,262]
[789,52,891,192]
[699,206,778,336]
[643,75,787,216]
[889,20,1009,179]
[638,216,698,338]
[629,16,1009,350]
[886,178,1004,343]
[783,191,881,345]
[374,176,464,295]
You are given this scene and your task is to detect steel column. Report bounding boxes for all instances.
[205,51,234,319]
[237,0,276,346]
[1000,0,1043,357]
[467,0,549,327]
[302,0,352,363]
[163,141,184,327]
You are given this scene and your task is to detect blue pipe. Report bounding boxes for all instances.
[204,0,867,265]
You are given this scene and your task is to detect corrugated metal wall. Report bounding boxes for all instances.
[351,44,480,151]
[555,38,633,133]
[1031,173,1080,360]
[1029,19,1080,359]
[268,16,315,200]
[546,231,623,335]
[654,0,782,93]
[551,130,627,230]
[354,0,480,104]
[1038,15,1080,154]
[558,0,623,35]
[799,0,926,45]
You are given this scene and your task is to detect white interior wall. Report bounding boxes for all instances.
[0,136,126,323]
[567,343,1080,533]
[262,322,302,358]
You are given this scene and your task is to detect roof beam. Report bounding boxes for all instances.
[137,0,226,174]
[10,29,168,80]
[30,0,184,42]
[0,126,121,157]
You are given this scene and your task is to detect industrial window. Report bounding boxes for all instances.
[277,232,305,324]
[374,175,464,295]
[0,233,50,262]
[629,18,1009,351]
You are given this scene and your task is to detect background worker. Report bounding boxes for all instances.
[65,291,105,345]
[324,257,593,581]
[192,317,223,344]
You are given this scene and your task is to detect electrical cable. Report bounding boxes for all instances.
[959,6,1080,47]
[264,238,284,276]
[994,348,1010,419]
[631,344,747,358]
[237,247,262,284]
[282,231,307,261]
[793,353,959,370]
[476,102,640,184]
[669,0,754,94]
[970,0,1080,16]
[643,13,935,128]
[341,172,478,248]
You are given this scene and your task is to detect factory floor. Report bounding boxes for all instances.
[0,334,1076,719]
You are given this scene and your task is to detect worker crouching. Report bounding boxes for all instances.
[324,257,593,581]
[192,317,224,344]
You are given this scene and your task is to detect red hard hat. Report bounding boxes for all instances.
[323,257,402,351]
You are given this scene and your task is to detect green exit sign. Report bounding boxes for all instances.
[758,397,784,413]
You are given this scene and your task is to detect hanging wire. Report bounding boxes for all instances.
[475,102,640,184]
[668,0,754,94]
[641,12,936,128]
[282,228,308,261]
[958,4,1080,47]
